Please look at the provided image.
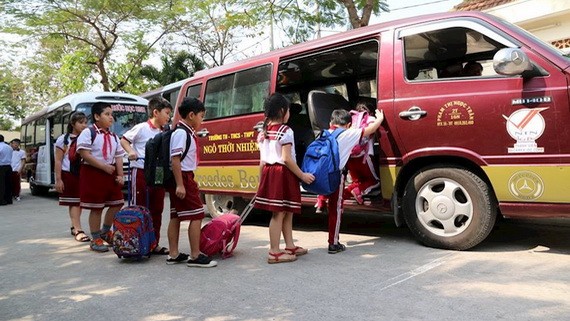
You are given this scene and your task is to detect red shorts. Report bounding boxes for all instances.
[254,164,301,214]
[79,165,124,209]
[59,171,80,206]
[166,171,204,221]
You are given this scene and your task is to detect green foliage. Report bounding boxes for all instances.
[0,65,29,130]
[140,51,206,87]
[1,0,187,92]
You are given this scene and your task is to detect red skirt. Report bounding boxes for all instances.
[254,164,301,214]
[59,171,80,206]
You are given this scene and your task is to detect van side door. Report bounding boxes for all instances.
[392,18,570,205]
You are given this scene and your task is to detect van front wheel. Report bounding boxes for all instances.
[402,166,496,250]
[204,194,245,218]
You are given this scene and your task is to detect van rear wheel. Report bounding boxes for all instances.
[402,166,496,250]
[204,194,245,218]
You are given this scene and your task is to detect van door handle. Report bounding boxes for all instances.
[197,128,209,137]
[399,106,427,120]
[253,121,264,132]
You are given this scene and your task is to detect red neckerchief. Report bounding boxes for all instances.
[94,123,113,161]
[178,120,199,163]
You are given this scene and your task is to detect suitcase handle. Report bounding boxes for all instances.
[127,158,149,208]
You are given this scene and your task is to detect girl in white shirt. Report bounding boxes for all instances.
[54,112,89,242]
[254,93,315,264]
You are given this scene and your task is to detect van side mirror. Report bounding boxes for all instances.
[493,48,533,76]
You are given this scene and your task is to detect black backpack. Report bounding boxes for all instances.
[144,125,191,187]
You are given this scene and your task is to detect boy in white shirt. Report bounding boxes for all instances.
[121,97,172,255]
[325,108,384,254]
[10,139,26,201]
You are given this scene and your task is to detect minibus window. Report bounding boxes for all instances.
[186,85,201,99]
[403,26,506,81]
[35,118,46,147]
[204,64,271,119]
[52,107,65,139]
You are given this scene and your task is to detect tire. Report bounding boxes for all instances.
[402,166,496,250]
[30,183,49,196]
[204,194,245,218]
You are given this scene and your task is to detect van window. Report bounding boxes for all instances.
[52,107,65,139]
[403,26,507,81]
[186,84,201,100]
[35,118,46,146]
[277,40,379,103]
[204,64,271,119]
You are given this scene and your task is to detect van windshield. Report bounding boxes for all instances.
[76,102,148,137]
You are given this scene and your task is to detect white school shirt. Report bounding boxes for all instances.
[11,149,26,172]
[170,120,198,171]
[328,127,363,169]
[54,134,77,172]
[257,124,295,165]
[0,143,12,166]
[122,120,162,169]
[76,124,125,165]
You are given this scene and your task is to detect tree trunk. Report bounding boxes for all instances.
[338,0,376,28]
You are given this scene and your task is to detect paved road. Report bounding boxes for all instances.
[1,185,570,321]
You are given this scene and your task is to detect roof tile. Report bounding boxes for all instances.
[454,0,516,11]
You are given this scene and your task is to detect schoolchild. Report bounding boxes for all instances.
[77,102,125,252]
[254,93,315,264]
[165,97,217,267]
[325,108,384,254]
[0,134,13,205]
[54,112,89,242]
[344,101,380,204]
[121,97,172,255]
[10,139,26,201]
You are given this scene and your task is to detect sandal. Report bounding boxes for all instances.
[285,246,308,256]
[267,252,297,264]
[70,227,76,236]
[73,230,90,242]
[152,246,170,255]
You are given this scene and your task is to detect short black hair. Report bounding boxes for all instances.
[10,138,21,144]
[330,109,352,126]
[91,102,111,117]
[0,134,4,142]
[178,97,205,119]
[148,97,172,116]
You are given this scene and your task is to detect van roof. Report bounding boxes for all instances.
[23,91,148,124]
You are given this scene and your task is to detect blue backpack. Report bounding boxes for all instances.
[301,128,345,195]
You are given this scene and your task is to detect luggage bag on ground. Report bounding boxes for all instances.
[112,160,157,259]
[200,197,256,259]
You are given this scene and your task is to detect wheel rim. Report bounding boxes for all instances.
[415,178,473,237]
[204,194,235,218]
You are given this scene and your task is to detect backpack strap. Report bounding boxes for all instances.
[175,124,193,161]
[89,126,118,144]
[330,127,345,139]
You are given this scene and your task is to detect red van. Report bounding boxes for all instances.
[171,11,570,250]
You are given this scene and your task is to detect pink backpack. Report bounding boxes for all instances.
[350,110,371,158]
[199,197,255,259]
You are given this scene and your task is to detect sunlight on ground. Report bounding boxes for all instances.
[433,281,570,304]
[6,316,34,321]
[18,238,89,254]
[143,314,184,321]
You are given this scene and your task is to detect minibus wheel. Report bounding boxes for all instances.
[205,194,245,218]
[402,166,496,250]
[30,183,49,196]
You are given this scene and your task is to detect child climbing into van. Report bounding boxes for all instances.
[325,108,383,254]
[254,93,315,264]
[314,100,380,211]
[345,100,381,204]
